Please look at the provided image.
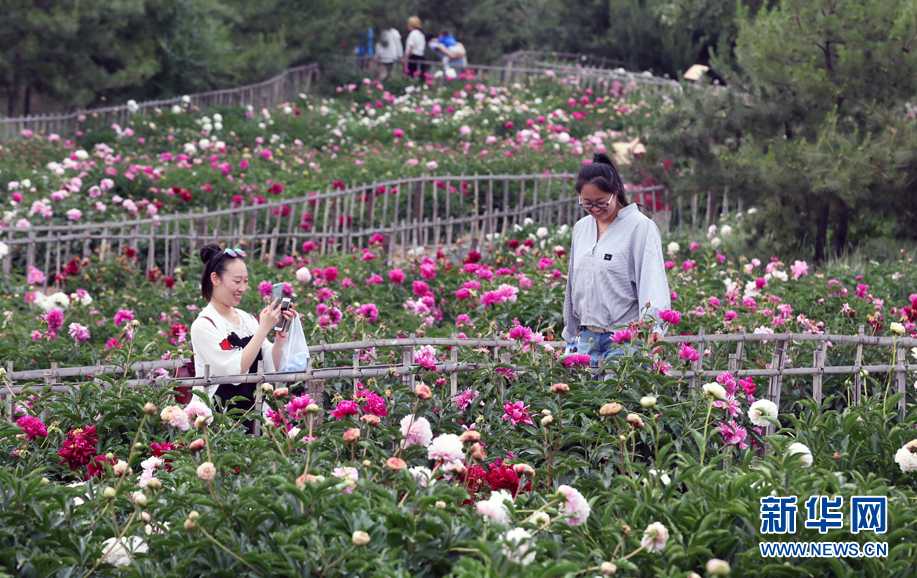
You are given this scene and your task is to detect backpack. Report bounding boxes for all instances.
[173,316,216,403]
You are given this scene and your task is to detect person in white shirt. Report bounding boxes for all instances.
[562,153,671,366]
[402,15,427,78]
[374,27,403,80]
[189,243,297,433]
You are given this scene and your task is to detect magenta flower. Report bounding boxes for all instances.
[365,274,383,285]
[790,260,808,280]
[17,415,48,440]
[453,387,479,412]
[717,421,748,449]
[113,309,134,327]
[105,338,120,350]
[357,303,379,323]
[479,290,507,307]
[659,309,681,325]
[330,400,360,420]
[611,329,633,343]
[27,266,45,285]
[323,267,339,282]
[508,326,534,341]
[679,343,700,362]
[855,284,869,299]
[689,242,700,251]
[360,391,388,417]
[68,323,90,342]
[388,268,405,285]
[45,309,64,331]
[562,354,593,368]
[413,280,432,298]
[503,401,533,426]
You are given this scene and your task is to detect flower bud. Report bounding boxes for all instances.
[512,463,535,477]
[360,414,380,426]
[640,396,656,409]
[343,428,361,443]
[189,438,205,451]
[131,319,141,327]
[362,459,372,468]
[194,415,208,429]
[296,473,317,489]
[305,403,321,414]
[105,452,116,461]
[103,487,117,500]
[706,559,731,576]
[133,492,148,506]
[0,367,6,378]
[435,500,447,509]
[146,478,162,490]
[262,383,274,394]
[601,561,617,575]
[626,413,645,428]
[352,530,371,546]
[832,452,842,460]
[600,402,623,416]
[188,510,200,521]
[621,524,632,534]
[386,457,407,471]
[41,477,50,485]
[143,402,157,415]
[531,511,550,526]
[273,387,290,399]
[471,442,486,461]
[541,415,554,426]
[113,460,131,477]
[414,383,433,400]
[459,430,481,443]
[141,511,152,523]
[551,382,569,393]
[541,409,552,416]
[184,519,196,531]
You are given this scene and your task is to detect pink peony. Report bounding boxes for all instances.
[453,388,479,412]
[17,415,48,440]
[388,268,405,284]
[68,323,90,342]
[357,303,379,323]
[790,260,808,280]
[330,400,360,420]
[562,354,592,368]
[400,415,433,447]
[611,329,632,343]
[427,433,464,463]
[679,343,700,362]
[659,309,681,325]
[197,461,217,481]
[184,400,213,427]
[717,421,748,449]
[557,484,591,526]
[113,309,135,327]
[502,401,533,426]
[360,390,387,417]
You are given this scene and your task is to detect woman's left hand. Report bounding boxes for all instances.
[276,307,298,340]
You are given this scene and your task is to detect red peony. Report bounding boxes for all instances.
[87,454,118,479]
[58,425,98,471]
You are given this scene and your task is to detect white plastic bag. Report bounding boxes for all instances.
[279,315,310,372]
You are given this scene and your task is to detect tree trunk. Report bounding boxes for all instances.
[8,52,22,117]
[24,85,32,116]
[814,201,830,264]
[834,203,849,258]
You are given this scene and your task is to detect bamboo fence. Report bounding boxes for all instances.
[0,173,667,284]
[4,331,914,426]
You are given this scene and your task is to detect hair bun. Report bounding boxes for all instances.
[199,243,222,265]
[593,152,614,166]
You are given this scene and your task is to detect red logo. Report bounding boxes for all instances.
[219,338,232,351]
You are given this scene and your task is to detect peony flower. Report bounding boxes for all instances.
[17,415,48,440]
[330,400,360,420]
[640,521,669,552]
[332,466,359,494]
[679,343,700,362]
[99,536,148,567]
[702,382,727,401]
[184,400,213,427]
[400,415,433,448]
[717,421,748,449]
[787,442,813,467]
[747,399,778,427]
[502,401,533,426]
[557,485,591,526]
[501,527,535,565]
[160,406,190,431]
[196,462,216,481]
[476,489,512,525]
[427,433,464,463]
[58,426,99,471]
[894,440,917,473]
[409,465,436,487]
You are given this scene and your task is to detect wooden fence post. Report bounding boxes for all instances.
[765,339,788,438]
[812,340,827,406]
[896,345,907,421]
[853,325,865,405]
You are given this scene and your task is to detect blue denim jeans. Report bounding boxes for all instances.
[565,328,632,367]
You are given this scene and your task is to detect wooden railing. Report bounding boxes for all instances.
[0,172,666,284]
[4,331,914,425]
[0,64,321,142]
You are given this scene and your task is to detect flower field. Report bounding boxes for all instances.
[2,73,917,577]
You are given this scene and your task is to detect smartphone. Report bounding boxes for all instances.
[274,297,292,332]
[270,283,284,309]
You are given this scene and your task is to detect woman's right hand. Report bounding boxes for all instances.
[258,299,283,334]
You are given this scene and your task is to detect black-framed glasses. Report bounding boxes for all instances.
[579,202,611,210]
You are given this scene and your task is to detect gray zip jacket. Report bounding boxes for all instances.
[561,204,671,343]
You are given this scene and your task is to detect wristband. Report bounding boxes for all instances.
[276,331,288,339]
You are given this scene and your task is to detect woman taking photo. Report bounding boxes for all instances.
[189,243,297,433]
[562,153,671,365]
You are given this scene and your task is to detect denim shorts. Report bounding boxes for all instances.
[565,328,632,367]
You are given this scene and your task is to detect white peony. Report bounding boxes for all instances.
[171,105,182,114]
[702,382,727,401]
[894,440,917,473]
[557,132,571,144]
[889,322,905,336]
[711,236,722,249]
[720,224,733,237]
[295,267,312,283]
[787,442,813,467]
[98,536,148,567]
[536,227,548,239]
[46,292,71,311]
[476,489,512,525]
[0,242,8,259]
[667,241,680,253]
[748,399,779,427]
[501,527,535,565]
